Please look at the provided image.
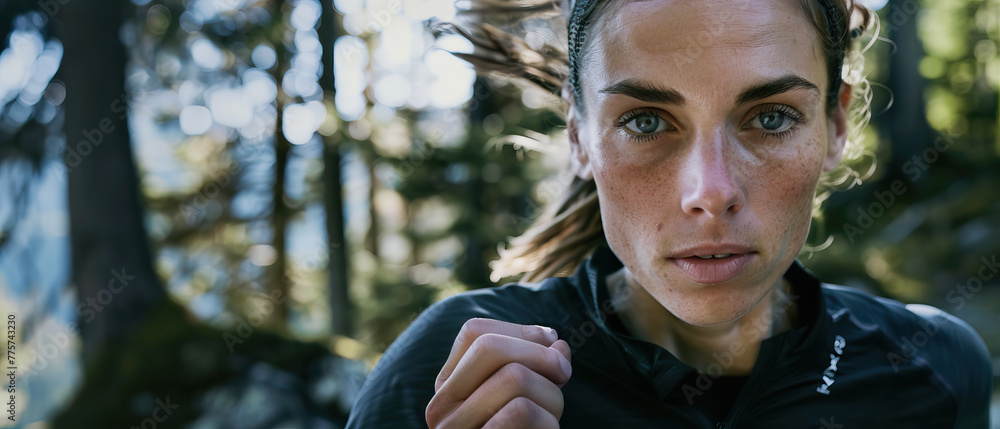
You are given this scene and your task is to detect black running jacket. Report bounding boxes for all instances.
[346,245,993,428]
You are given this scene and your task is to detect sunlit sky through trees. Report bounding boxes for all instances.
[4,0,1000,424]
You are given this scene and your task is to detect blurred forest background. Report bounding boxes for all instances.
[0,0,996,426]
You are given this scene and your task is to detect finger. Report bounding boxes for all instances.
[549,339,571,363]
[548,339,572,388]
[436,333,571,404]
[435,318,559,391]
[482,397,560,429]
[444,362,564,428]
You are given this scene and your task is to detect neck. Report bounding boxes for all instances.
[607,268,797,375]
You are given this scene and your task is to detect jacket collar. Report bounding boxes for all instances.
[570,244,831,400]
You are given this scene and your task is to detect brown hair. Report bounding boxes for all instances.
[441,0,879,283]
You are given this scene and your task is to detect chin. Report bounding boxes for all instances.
[654,275,772,327]
[673,299,758,327]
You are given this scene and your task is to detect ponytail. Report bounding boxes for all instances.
[490,174,604,282]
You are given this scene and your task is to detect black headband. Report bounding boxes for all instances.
[567,0,849,108]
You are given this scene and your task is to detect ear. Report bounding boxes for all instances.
[566,101,594,181]
[824,83,852,172]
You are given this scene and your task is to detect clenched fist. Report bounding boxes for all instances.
[425,318,573,429]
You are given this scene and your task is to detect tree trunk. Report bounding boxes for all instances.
[270,38,291,331]
[365,157,380,258]
[885,0,932,179]
[58,0,166,362]
[319,3,352,337]
[458,77,491,287]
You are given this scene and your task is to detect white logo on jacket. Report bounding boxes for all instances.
[816,335,846,395]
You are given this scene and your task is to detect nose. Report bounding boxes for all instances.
[679,131,745,217]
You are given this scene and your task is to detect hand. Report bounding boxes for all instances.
[425,318,573,429]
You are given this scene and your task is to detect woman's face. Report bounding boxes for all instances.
[569,0,850,326]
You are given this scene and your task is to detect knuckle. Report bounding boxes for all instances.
[425,394,447,427]
[499,362,533,391]
[461,317,491,340]
[425,400,441,427]
[425,395,458,429]
[507,397,542,425]
[468,333,502,359]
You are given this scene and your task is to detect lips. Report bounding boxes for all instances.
[668,245,756,284]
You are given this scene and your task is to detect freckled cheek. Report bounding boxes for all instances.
[751,149,824,241]
[771,160,818,204]
[592,155,674,245]
[594,166,642,223]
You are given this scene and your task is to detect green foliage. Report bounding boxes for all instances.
[352,77,565,352]
[802,0,1000,354]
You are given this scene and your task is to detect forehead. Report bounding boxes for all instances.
[583,0,826,103]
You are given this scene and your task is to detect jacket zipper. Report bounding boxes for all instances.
[717,336,785,429]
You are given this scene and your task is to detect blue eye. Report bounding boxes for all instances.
[624,113,669,134]
[757,112,786,130]
[747,107,802,134]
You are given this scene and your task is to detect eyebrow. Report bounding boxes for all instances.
[597,75,820,106]
[735,75,820,105]
[598,80,684,105]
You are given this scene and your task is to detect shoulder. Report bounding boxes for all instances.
[822,283,989,359]
[821,283,993,425]
[345,278,576,429]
